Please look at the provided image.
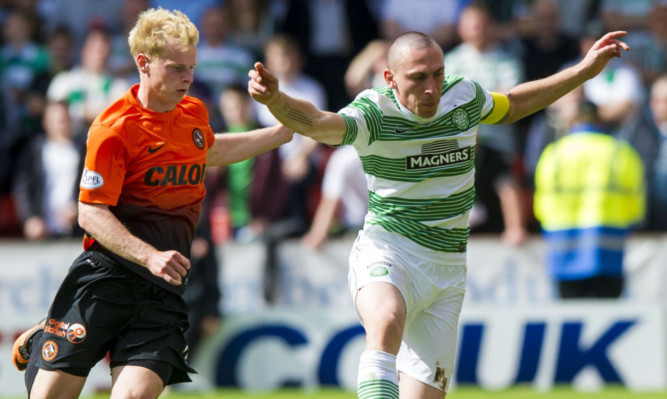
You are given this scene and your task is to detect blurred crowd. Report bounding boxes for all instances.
[1,0,666,247]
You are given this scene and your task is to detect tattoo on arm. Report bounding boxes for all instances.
[280,104,313,127]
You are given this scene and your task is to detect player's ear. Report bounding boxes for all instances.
[384,69,396,89]
[137,53,150,73]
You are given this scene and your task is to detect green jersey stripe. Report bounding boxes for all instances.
[340,114,358,146]
[349,97,383,145]
[368,186,475,221]
[368,216,470,252]
[442,75,465,96]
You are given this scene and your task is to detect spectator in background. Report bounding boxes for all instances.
[578,23,645,131]
[26,26,76,115]
[281,0,378,111]
[620,2,667,86]
[225,0,280,59]
[195,5,254,96]
[534,100,645,299]
[648,75,667,230]
[380,0,467,51]
[11,0,46,43]
[0,9,49,149]
[445,3,528,245]
[0,9,49,196]
[37,0,122,47]
[620,74,667,231]
[46,27,130,142]
[302,145,368,250]
[548,0,600,38]
[344,39,390,99]
[519,0,580,83]
[108,0,150,83]
[255,34,327,232]
[12,101,82,240]
[218,84,258,238]
[524,82,585,187]
[600,0,654,36]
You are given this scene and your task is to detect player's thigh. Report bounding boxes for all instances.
[30,369,86,399]
[399,372,446,399]
[110,365,163,399]
[399,281,465,393]
[356,281,406,352]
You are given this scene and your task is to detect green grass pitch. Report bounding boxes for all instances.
[130,387,667,398]
[5,386,662,398]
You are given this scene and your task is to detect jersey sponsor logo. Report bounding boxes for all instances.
[192,128,205,150]
[452,108,469,130]
[148,142,167,153]
[42,340,58,362]
[144,163,206,186]
[66,323,87,344]
[394,127,410,134]
[406,147,470,170]
[80,168,104,189]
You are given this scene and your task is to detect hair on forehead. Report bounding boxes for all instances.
[387,31,441,70]
[128,7,199,59]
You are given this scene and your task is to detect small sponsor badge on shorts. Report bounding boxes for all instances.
[42,340,58,362]
[368,261,391,277]
[66,323,87,343]
[370,266,389,276]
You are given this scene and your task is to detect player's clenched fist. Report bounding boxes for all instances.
[146,250,190,285]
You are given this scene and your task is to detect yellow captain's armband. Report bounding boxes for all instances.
[481,92,510,124]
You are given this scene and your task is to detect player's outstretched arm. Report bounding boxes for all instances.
[248,62,346,146]
[78,202,190,285]
[500,31,630,124]
[207,124,293,167]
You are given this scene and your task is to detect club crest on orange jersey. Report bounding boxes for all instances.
[192,128,205,150]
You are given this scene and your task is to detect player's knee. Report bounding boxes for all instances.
[110,385,162,399]
[366,311,404,342]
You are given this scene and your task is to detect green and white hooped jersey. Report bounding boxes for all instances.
[338,75,496,264]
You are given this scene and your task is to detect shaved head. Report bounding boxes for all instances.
[387,31,443,71]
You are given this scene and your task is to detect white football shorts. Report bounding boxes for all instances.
[348,231,466,392]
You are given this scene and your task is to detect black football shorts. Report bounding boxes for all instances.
[34,249,196,385]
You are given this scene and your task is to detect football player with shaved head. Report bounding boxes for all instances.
[12,8,291,398]
[249,30,630,399]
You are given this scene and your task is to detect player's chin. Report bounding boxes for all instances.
[418,104,438,118]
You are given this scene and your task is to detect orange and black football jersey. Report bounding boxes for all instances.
[79,84,215,294]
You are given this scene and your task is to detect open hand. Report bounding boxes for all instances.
[580,31,630,79]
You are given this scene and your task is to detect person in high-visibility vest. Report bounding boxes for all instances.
[534,99,645,299]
